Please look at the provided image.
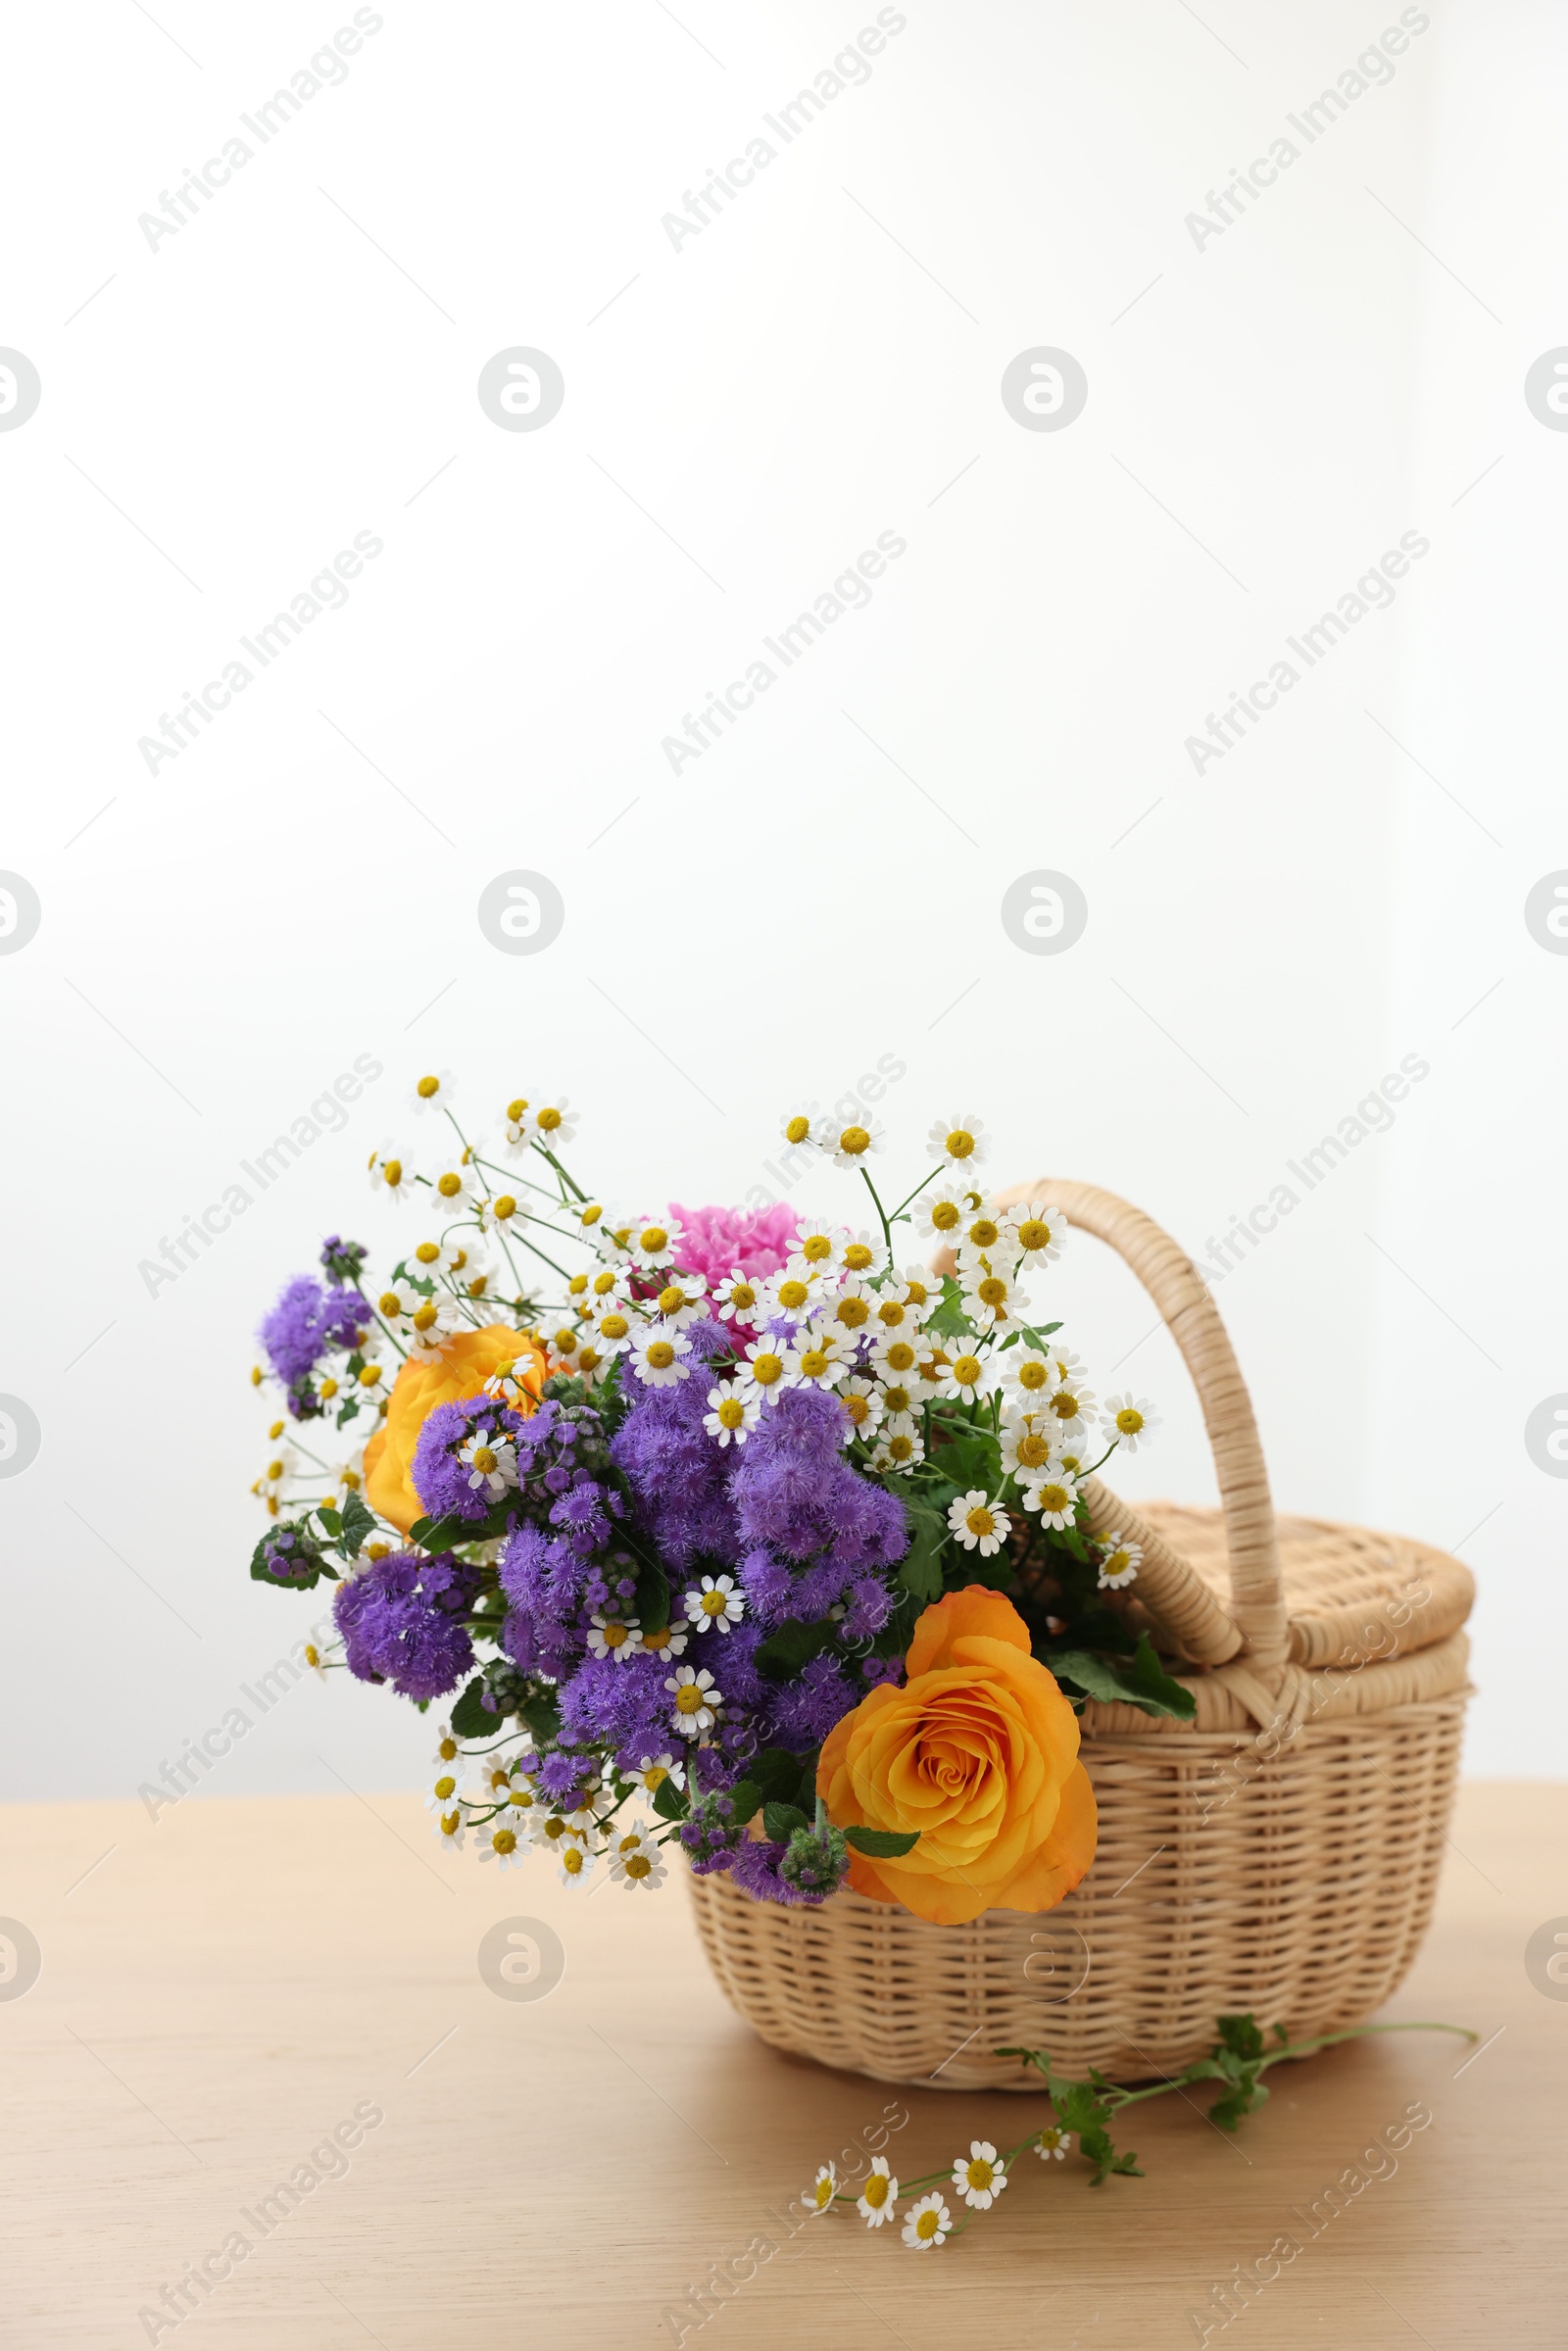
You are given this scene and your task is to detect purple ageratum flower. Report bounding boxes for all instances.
[333,1550,478,1702]
[537,1749,591,1804]
[842,1575,895,1642]
[259,1275,369,1388]
[612,1326,740,1568]
[725,1834,827,1907]
[412,1396,525,1524]
[549,1478,612,1556]
[556,1650,672,1763]
[729,1386,908,1569]
[765,1652,859,1751]
[860,1652,906,1690]
[668,1201,800,1285]
[737,1548,794,1625]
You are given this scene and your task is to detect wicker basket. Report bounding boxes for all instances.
[687,1179,1473,2089]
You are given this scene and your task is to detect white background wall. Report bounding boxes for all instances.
[1,0,1561,1801]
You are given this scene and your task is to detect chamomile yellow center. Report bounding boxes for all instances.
[785,1115,811,1145]
[714,1396,746,1428]
[657,1285,685,1316]
[946,1128,976,1158]
[952,1353,984,1387]
[882,1340,916,1373]
[436,1172,462,1199]
[750,1352,784,1387]
[470,1445,497,1474]
[381,1158,402,1185]
[1115,1406,1145,1435]
[1040,1482,1070,1513]
[416,1075,439,1100]
[623,1851,653,1879]
[700,1590,728,1618]
[799,1348,829,1379]
[536,1106,563,1132]
[640,1227,668,1253]
[844,1243,874,1271]
[777,1279,809,1312]
[930,1200,959,1230]
[965,1504,996,1540]
[965,2156,994,2190]
[1016,1219,1052,1250]
[1015,1431,1052,1468]
[1017,1359,1048,1390]
[645,1340,675,1369]
[674,1683,705,1715]
[602,1622,629,1648]
[601,1312,629,1341]
[801,1234,832,1261]
[863,2174,889,2208]
[838,1125,871,1155]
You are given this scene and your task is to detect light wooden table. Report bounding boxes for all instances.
[4,1783,1562,2348]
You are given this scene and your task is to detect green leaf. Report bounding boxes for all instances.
[517,1692,561,1742]
[897,1498,947,1603]
[451,1678,498,1739]
[317,1506,343,1538]
[1049,1634,1196,1721]
[844,1825,919,1857]
[632,1557,672,1639]
[725,1778,762,1826]
[336,1491,376,1556]
[762,1801,810,1843]
[1216,2013,1265,2062]
[750,1747,809,1804]
[652,1772,689,1823]
[925,1274,972,1340]
[755,1618,835,1680]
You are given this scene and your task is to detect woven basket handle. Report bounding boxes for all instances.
[990,1178,1290,1665]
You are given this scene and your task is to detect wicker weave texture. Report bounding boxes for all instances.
[686,1179,1474,2089]
[688,1694,1468,2089]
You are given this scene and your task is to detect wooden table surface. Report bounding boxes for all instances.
[4,1781,1563,2348]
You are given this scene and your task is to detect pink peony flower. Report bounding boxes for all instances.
[669,1201,800,1285]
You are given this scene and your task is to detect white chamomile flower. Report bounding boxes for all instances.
[482,1356,537,1407]
[1022,1467,1079,1531]
[478,1190,527,1238]
[408,1069,455,1118]
[824,1117,885,1172]
[934,1345,995,1406]
[1036,2125,1071,2160]
[527,1098,577,1151]
[792,1220,847,1272]
[712,1269,764,1325]
[424,1770,464,1816]
[1098,1535,1143,1592]
[476,1821,529,1871]
[928,1113,990,1169]
[786,1324,854,1392]
[635,1751,686,1797]
[629,1216,683,1272]
[425,1155,476,1218]
[1006,1200,1068,1268]
[456,1259,502,1305]
[430,1721,464,1774]
[704,1385,760,1446]
[594,1213,638,1264]
[762,1263,826,1326]
[1102,1394,1160,1453]
[871,1427,925,1474]
[407,1236,459,1277]
[430,1803,466,1850]
[459,1426,517,1499]
[589,1299,636,1355]
[499,1094,531,1151]
[373,1279,421,1328]
[735,1336,790,1405]
[948,1491,1010,1556]
[405,1299,461,1361]
[954,1206,1009,1264]
[558,1841,596,1889]
[807,2163,838,2216]
[915,1184,982,1243]
[870,1331,922,1387]
[857,2157,899,2227]
[822,1277,876,1341]
[891,1265,941,1314]
[837,1376,885,1442]
[781,1103,825,1152]
[638,1622,688,1664]
[666,1664,721,1739]
[1001,1347,1057,1405]
[684,1573,745,1635]
[469,1753,523,1804]
[952,2141,1007,2211]
[587,1613,643,1663]
[1043,1378,1096,1444]
[902,2192,953,2250]
[629,1329,693,1389]
[648,1272,710,1329]
[608,1827,668,1890]
[368,1146,414,1203]
[874,1376,920,1421]
[838,1227,886,1278]
[962,1263,1026,1331]
[1001,1415,1059,1484]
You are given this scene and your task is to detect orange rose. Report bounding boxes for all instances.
[816,1585,1096,1926]
[363,1325,548,1537]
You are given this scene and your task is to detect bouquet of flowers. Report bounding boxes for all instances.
[245,1076,1190,1919]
